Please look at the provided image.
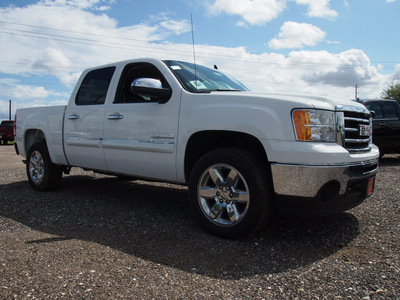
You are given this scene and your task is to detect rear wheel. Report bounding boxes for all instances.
[189,148,274,239]
[26,142,63,191]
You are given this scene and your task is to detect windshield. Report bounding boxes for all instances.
[164,60,249,93]
[1,121,14,127]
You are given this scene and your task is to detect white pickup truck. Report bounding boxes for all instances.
[15,58,379,238]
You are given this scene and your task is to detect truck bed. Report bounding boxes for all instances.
[15,105,67,164]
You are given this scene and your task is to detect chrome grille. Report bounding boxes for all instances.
[342,110,372,152]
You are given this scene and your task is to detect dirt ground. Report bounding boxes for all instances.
[0,144,399,299]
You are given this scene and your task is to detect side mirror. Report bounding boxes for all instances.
[369,110,376,118]
[130,78,172,104]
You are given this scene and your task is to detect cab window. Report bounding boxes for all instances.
[383,102,399,119]
[75,67,115,105]
[365,102,383,119]
[115,63,171,103]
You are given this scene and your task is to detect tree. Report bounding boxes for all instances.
[381,82,400,102]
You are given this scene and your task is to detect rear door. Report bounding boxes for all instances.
[63,66,116,170]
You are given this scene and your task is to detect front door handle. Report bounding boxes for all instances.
[68,114,80,120]
[107,114,124,120]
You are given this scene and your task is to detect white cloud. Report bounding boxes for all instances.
[393,64,400,80]
[0,79,69,119]
[327,40,341,44]
[1,80,68,102]
[208,0,337,26]
[294,49,382,87]
[32,48,72,73]
[269,22,326,49]
[210,0,287,25]
[12,85,50,100]
[294,0,338,18]
[38,0,112,10]
[160,19,191,35]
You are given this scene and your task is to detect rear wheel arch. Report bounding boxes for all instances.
[26,141,62,191]
[24,129,46,157]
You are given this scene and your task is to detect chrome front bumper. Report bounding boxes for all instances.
[271,159,379,198]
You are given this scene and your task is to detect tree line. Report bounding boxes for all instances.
[382,82,400,102]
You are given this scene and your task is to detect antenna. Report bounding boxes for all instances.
[190,14,198,92]
[9,100,12,120]
[355,83,359,100]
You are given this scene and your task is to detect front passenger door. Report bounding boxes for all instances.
[102,62,180,181]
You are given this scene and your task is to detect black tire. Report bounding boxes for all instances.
[26,142,63,191]
[189,148,274,239]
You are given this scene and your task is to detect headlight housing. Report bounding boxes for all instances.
[292,109,336,142]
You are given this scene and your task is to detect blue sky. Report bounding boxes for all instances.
[0,0,399,119]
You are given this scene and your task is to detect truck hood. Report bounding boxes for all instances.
[206,91,369,112]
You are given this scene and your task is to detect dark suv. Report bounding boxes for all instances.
[357,99,400,157]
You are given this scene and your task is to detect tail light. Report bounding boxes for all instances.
[13,115,17,136]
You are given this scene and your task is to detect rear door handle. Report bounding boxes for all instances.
[68,114,80,120]
[107,114,124,120]
[379,122,387,126]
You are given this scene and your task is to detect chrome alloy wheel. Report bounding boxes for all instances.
[29,150,45,185]
[197,164,250,227]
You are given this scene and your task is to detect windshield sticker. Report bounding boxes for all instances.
[171,65,181,70]
[189,80,207,90]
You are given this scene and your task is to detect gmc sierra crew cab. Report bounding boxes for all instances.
[14,58,379,238]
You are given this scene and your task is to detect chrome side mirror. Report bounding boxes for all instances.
[130,78,172,104]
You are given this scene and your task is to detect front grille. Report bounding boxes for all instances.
[342,110,371,152]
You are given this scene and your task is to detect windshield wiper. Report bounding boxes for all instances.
[196,89,243,93]
[215,89,243,92]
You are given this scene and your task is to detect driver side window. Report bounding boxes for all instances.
[115,63,171,103]
[366,102,383,119]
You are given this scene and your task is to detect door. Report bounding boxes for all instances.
[102,62,180,181]
[64,66,116,170]
[367,100,400,151]
[366,101,386,148]
[381,101,400,148]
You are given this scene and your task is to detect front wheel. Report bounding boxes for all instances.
[189,148,274,239]
[26,142,63,191]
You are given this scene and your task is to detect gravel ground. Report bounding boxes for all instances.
[0,144,399,299]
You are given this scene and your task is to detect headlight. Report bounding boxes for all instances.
[292,109,336,142]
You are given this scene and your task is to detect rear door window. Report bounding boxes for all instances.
[76,67,115,105]
[383,102,399,119]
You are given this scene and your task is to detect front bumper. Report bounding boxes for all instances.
[271,159,378,216]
